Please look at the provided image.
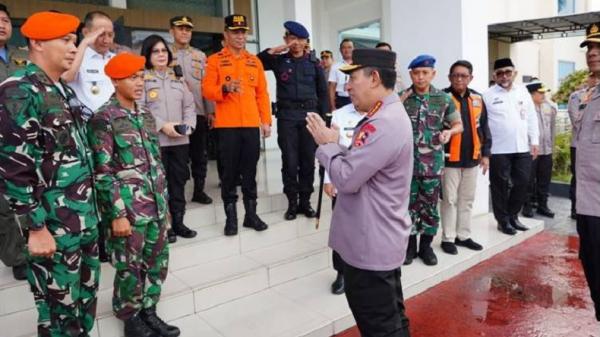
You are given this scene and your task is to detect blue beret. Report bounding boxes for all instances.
[284,21,309,39]
[408,54,436,69]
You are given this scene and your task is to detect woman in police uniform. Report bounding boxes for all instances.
[140,35,196,243]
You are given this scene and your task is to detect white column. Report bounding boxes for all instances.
[385,0,491,215]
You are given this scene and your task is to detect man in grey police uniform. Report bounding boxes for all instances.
[307,48,413,337]
[575,22,600,323]
[169,15,214,205]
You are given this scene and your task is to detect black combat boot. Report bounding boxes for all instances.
[284,197,298,221]
[171,212,197,238]
[243,200,268,231]
[192,181,213,204]
[124,314,160,337]
[403,235,417,265]
[330,272,345,295]
[418,234,438,266]
[140,307,181,337]
[298,198,317,218]
[224,203,238,236]
[12,263,27,281]
[167,229,177,244]
[522,203,534,218]
[536,200,555,218]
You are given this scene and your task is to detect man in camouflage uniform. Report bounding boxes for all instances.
[0,12,100,337]
[0,3,29,281]
[88,53,179,337]
[400,55,463,266]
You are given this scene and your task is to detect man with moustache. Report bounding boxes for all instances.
[63,10,116,115]
[0,3,29,281]
[574,22,600,323]
[0,12,100,336]
[258,21,329,220]
[483,58,539,236]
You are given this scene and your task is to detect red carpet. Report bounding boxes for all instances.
[334,232,598,337]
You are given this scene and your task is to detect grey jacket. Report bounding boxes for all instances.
[140,68,196,147]
[171,44,214,116]
[575,84,600,217]
[316,93,414,271]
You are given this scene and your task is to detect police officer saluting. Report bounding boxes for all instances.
[169,15,214,205]
[88,52,179,337]
[0,12,101,336]
[258,21,329,220]
[307,48,413,337]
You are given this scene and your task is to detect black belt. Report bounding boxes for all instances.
[277,100,317,110]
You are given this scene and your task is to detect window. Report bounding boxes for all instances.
[339,21,381,49]
[558,60,576,83]
[558,0,576,15]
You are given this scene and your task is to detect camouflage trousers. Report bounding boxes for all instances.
[27,225,100,337]
[409,176,442,236]
[108,218,169,320]
[0,197,26,267]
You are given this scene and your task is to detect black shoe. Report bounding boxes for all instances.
[455,238,483,251]
[536,205,555,218]
[571,211,577,220]
[330,273,345,295]
[403,234,417,265]
[522,204,534,218]
[224,203,238,236]
[441,241,458,255]
[12,264,27,281]
[497,221,517,235]
[140,307,181,337]
[418,235,438,266]
[171,212,197,239]
[284,199,298,221]
[243,200,268,231]
[167,229,177,243]
[510,217,529,231]
[192,191,213,204]
[298,202,316,218]
[124,314,160,337]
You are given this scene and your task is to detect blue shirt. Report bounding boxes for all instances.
[0,47,8,63]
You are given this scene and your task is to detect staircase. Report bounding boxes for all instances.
[0,150,544,337]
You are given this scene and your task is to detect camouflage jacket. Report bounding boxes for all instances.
[400,85,459,177]
[0,63,99,232]
[87,95,168,225]
[0,45,28,82]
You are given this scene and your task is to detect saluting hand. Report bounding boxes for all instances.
[28,227,56,258]
[112,217,132,237]
[81,27,106,47]
[268,42,294,55]
[306,112,339,145]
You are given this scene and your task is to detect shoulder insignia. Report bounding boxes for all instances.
[353,122,377,148]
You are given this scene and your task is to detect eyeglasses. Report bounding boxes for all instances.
[494,69,513,78]
[450,73,471,79]
[152,48,169,54]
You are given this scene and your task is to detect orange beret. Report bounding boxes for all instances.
[104,53,146,79]
[21,12,80,40]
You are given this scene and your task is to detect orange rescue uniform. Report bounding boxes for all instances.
[202,46,272,128]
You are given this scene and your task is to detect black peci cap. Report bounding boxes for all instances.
[339,49,396,74]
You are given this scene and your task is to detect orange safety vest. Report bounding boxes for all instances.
[202,46,272,128]
[448,92,483,162]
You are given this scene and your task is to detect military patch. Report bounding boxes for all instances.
[148,90,159,100]
[112,117,131,134]
[353,123,376,148]
[472,98,481,107]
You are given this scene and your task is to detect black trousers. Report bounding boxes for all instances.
[343,260,411,337]
[218,128,260,204]
[570,147,577,214]
[576,214,600,321]
[331,196,344,273]
[335,95,351,109]
[277,118,317,202]
[490,152,532,224]
[527,154,553,205]
[161,144,190,215]
[189,115,209,191]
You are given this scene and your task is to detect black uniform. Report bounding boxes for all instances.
[258,50,329,206]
